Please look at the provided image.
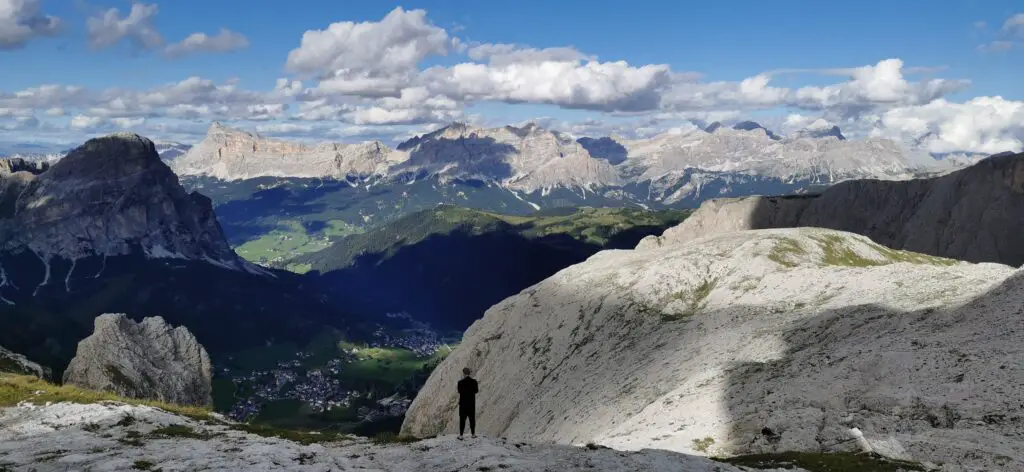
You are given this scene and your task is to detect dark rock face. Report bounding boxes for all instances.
[0,345,50,380]
[794,125,846,141]
[577,137,628,165]
[643,152,1024,266]
[63,314,213,407]
[0,133,242,267]
[0,158,49,175]
[732,121,782,140]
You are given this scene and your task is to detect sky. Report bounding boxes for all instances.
[0,0,1021,154]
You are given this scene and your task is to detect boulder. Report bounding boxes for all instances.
[63,314,213,407]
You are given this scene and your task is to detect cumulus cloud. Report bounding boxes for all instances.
[869,96,1024,154]
[0,0,60,49]
[164,28,249,57]
[87,3,164,50]
[787,59,969,116]
[286,7,451,81]
[420,59,673,112]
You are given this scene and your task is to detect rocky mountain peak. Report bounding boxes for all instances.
[0,133,248,270]
[731,121,781,140]
[63,313,213,407]
[793,120,846,140]
[704,121,723,133]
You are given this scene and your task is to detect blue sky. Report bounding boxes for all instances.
[0,0,1021,154]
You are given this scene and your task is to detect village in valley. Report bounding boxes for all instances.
[213,320,454,430]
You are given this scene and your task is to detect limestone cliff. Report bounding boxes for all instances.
[403,227,1022,471]
[638,152,1024,267]
[63,314,213,407]
[172,122,398,180]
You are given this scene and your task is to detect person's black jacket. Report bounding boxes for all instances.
[457,377,478,407]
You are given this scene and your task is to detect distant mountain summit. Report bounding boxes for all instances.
[792,119,846,141]
[172,122,396,181]
[731,120,782,140]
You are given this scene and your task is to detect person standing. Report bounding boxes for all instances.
[457,367,478,439]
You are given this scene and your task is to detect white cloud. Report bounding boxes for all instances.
[1002,13,1024,38]
[978,41,1014,52]
[788,59,968,115]
[421,59,673,112]
[345,106,460,126]
[110,117,145,128]
[165,28,249,57]
[43,107,63,116]
[466,43,591,65]
[69,115,106,131]
[0,0,60,49]
[870,96,1024,154]
[0,107,33,117]
[87,3,163,50]
[286,7,451,80]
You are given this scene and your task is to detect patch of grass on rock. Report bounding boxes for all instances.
[232,423,353,445]
[716,451,928,472]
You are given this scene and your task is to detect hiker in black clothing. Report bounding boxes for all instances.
[457,367,478,439]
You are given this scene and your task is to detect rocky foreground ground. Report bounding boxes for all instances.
[0,401,792,472]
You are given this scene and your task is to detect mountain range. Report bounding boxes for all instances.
[172,121,955,201]
[151,120,984,256]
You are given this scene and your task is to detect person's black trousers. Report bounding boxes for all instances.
[459,403,475,435]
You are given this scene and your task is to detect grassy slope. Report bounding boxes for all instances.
[0,374,211,420]
[283,206,689,331]
[290,205,691,274]
[234,220,362,268]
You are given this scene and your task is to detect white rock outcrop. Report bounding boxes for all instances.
[403,227,1023,471]
[63,314,213,407]
[0,402,759,472]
